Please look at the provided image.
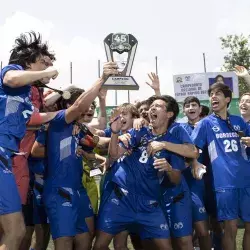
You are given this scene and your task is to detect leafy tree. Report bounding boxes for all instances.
[220,34,250,96]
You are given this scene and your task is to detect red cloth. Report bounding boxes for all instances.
[12,86,44,205]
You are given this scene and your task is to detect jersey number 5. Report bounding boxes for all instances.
[223,139,238,152]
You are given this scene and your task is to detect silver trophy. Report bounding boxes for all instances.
[103,33,139,90]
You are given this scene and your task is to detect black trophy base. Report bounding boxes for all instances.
[102,76,139,90]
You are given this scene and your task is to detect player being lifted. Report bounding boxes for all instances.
[0,31,59,250]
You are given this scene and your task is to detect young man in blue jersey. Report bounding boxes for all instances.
[94,95,185,250]
[182,96,211,250]
[42,63,117,250]
[191,83,250,250]
[0,31,62,250]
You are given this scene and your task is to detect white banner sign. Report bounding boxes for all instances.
[173,72,239,102]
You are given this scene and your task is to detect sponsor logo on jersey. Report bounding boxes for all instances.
[160,223,169,230]
[199,207,206,213]
[212,126,220,132]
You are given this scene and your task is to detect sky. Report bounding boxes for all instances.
[0,0,250,106]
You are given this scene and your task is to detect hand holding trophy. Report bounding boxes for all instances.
[102,33,139,90]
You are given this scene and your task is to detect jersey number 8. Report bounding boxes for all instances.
[139,150,148,163]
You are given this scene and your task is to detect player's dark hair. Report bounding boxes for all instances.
[57,88,84,110]
[215,74,224,83]
[240,92,250,101]
[8,31,55,69]
[92,101,97,110]
[147,95,179,128]
[200,105,210,118]
[183,96,200,107]
[208,83,232,107]
[135,99,150,110]
[120,103,140,118]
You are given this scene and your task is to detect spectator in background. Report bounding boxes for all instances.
[200,105,210,119]
[215,74,225,84]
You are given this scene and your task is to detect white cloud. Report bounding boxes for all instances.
[0,11,175,106]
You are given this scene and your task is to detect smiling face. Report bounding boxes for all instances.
[149,99,173,130]
[184,101,201,123]
[138,103,150,121]
[81,103,96,123]
[120,109,134,132]
[239,94,250,119]
[209,88,230,113]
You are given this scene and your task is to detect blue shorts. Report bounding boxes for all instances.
[33,182,48,225]
[215,188,250,222]
[44,187,89,239]
[163,190,193,238]
[97,186,170,240]
[0,148,21,215]
[79,188,94,219]
[191,189,208,223]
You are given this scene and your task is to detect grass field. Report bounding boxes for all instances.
[46,228,245,249]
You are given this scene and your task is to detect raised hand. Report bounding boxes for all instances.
[102,62,119,80]
[109,108,122,134]
[146,72,160,91]
[235,65,249,78]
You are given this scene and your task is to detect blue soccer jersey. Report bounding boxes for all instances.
[0,64,34,152]
[29,130,47,176]
[191,114,250,190]
[113,127,185,200]
[45,110,84,190]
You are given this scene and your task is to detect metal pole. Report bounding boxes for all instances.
[70,62,73,84]
[203,53,207,73]
[155,56,158,75]
[115,91,118,106]
[98,60,101,78]
[128,90,130,103]
[0,61,2,71]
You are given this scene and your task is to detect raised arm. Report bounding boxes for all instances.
[146,72,161,96]
[3,66,58,88]
[88,89,107,130]
[108,109,127,161]
[235,65,250,88]
[65,62,118,124]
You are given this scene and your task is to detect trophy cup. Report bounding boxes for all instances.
[103,33,139,90]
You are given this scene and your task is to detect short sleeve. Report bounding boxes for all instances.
[191,119,207,149]
[49,110,68,129]
[1,64,23,82]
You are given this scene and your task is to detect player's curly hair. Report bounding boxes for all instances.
[147,95,179,128]
[8,31,55,69]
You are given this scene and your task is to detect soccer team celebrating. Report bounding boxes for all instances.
[0,32,250,250]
